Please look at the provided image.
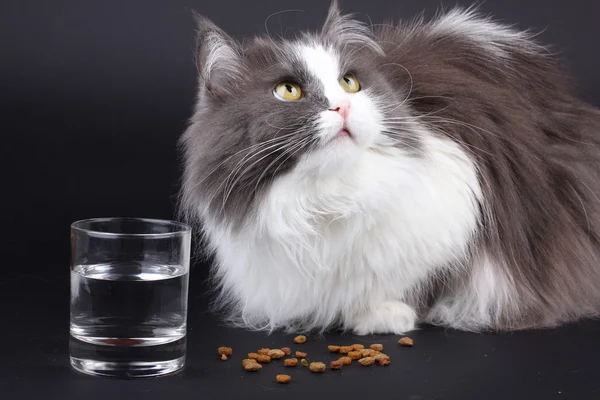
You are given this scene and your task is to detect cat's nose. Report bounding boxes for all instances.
[329,100,351,120]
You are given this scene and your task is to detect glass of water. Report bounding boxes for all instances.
[69,217,191,378]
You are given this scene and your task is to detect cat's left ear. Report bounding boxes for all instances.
[192,11,246,99]
[321,0,383,55]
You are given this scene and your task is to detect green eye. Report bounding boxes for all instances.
[274,82,302,101]
[339,74,360,93]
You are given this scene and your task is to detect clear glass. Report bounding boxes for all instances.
[69,217,191,378]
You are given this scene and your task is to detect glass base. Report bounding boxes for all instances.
[70,356,185,378]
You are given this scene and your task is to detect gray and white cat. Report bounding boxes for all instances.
[179,1,600,334]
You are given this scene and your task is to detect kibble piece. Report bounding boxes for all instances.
[301,358,309,367]
[370,344,384,352]
[351,344,365,350]
[339,346,353,354]
[281,347,291,356]
[328,345,340,353]
[348,351,362,360]
[293,335,307,344]
[374,353,390,362]
[398,337,414,347]
[257,348,270,355]
[268,349,285,359]
[257,354,271,363]
[378,358,391,366]
[360,349,371,357]
[358,357,375,367]
[276,374,291,383]
[242,359,262,371]
[284,358,298,367]
[330,360,344,370]
[248,352,260,360]
[295,351,307,359]
[338,356,352,365]
[218,346,233,356]
[309,362,326,373]
[220,354,228,361]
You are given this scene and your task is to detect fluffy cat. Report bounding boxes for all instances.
[179,1,600,334]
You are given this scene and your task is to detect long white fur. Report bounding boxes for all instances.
[200,39,485,334]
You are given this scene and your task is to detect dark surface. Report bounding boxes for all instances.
[1,0,599,398]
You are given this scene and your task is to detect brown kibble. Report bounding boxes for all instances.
[327,345,340,353]
[218,346,233,356]
[221,354,228,361]
[378,358,391,366]
[248,352,260,360]
[293,335,307,344]
[351,344,365,350]
[309,362,326,373]
[360,349,371,357]
[295,351,307,358]
[338,356,352,365]
[330,360,344,370]
[374,353,390,362]
[257,354,271,363]
[284,358,298,367]
[268,349,285,359]
[398,337,414,347]
[242,359,262,371]
[281,347,291,356]
[257,348,270,355]
[370,344,384,352]
[276,374,291,383]
[339,346,353,354]
[348,350,362,360]
[301,359,309,367]
[358,357,375,367]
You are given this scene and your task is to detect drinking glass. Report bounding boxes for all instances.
[69,217,191,378]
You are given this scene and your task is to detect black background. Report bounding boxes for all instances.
[1,0,599,398]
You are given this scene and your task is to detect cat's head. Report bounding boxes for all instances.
[181,1,420,224]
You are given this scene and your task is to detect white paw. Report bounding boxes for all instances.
[351,301,417,335]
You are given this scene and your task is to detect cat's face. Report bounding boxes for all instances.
[182,4,420,221]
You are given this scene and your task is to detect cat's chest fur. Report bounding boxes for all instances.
[205,134,483,327]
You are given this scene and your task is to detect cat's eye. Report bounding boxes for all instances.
[274,82,303,101]
[339,74,360,93]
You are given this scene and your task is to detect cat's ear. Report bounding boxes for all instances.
[192,12,245,98]
[321,0,383,55]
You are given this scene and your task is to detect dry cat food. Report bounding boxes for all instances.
[242,359,262,371]
[218,347,233,356]
[351,344,365,350]
[293,335,307,344]
[339,346,353,354]
[284,358,298,367]
[281,347,291,356]
[398,337,414,347]
[348,351,362,360]
[257,354,271,363]
[295,351,307,358]
[358,357,375,367]
[330,360,344,370]
[257,348,270,355]
[328,345,340,353]
[276,374,292,383]
[309,362,326,373]
[338,356,352,365]
[370,344,384,351]
[248,352,260,360]
[220,354,228,361]
[267,349,285,359]
[301,358,309,367]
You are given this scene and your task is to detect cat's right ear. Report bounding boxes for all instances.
[192,12,245,99]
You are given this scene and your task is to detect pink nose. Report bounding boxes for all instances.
[329,100,351,120]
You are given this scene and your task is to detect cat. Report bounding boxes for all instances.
[179,0,600,335]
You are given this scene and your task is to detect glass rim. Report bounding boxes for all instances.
[71,217,191,238]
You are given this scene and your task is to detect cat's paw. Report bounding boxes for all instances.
[351,301,417,335]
